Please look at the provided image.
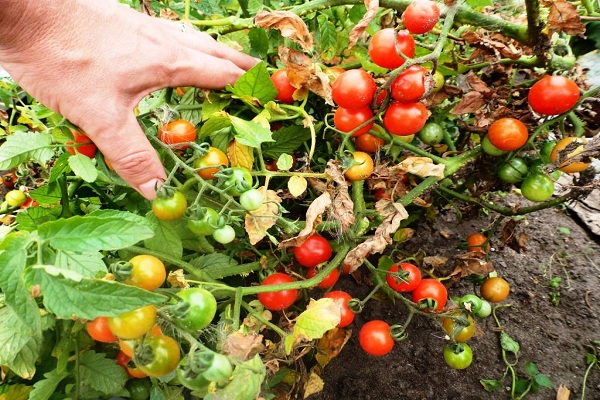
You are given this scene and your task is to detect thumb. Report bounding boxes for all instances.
[88,116,166,200]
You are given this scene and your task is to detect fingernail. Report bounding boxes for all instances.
[138,179,163,200]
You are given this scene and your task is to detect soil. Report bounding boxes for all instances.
[308,197,600,400]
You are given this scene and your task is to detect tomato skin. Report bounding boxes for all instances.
[373,188,392,201]
[188,207,219,236]
[487,118,528,151]
[108,305,157,340]
[418,122,444,145]
[66,129,97,158]
[411,278,447,313]
[323,291,355,328]
[528,75,580,115]
[402,0,441,34]
[119,324,163,358]
[271,69,296,104]
[383,102,429,136]
[466,233,490,253]
[212,225,236,244]
[306,266,340,289]
[550,137,590,173]
[239,188,265,211]
[520,173,554,202]
[159,119,197,150]
[359,320,394,356]
[176,288,217,331]
[5,189,27,207]
[498,157,528,183]
[257,272,299,311]
[368,29,416,69]
[390,66,428,103]
[1,171,17,188]
[136,334,181,378]
[194,147,229,180]
[354,132,385,153]
[19,197,39,209]
[125,255,166,291]
[294,235,333,268]
[443,344,473,370]
[386,262,422,292]
[334,107,374,137]
[86,316,118,343]
[480,277,510,303]
[345,151,374,181]
[332,69,377,109]
[442,313,476,343]
[152,191,188,221]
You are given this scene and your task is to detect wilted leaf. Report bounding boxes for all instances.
[397,157,445,178]
[453,254,494,277]
[227,139,255,169]
[284,298,341,354]
[222,332,265,361]
[245,188,282,245]
[280,192,332,248]
[288,175,308,197]
[461,31,522,60]
[544,0,586,36]
[326,160,355,232]
[423,255,449,270]
[254,11,314,51]
[451,91,487,114]
[556,384,571,400]
[167,269,189,289]
[303,372,325,399]
[315,327,352,368]
[502,219,528,252]
[348,0,379,48]
[279,48,334,104]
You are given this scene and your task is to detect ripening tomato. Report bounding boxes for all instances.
[323,290,355,328]
[108,305,157,340]
[5,189,27,207]
[390,66,428,103]
[355,132,386,153]
[159,119,197,150]
[257,272,299,311]
[135,334,181,378]
[332,69,377,109]
[345,151,374,181]
[386,262,422,293]
[550,137,590,173]
[294,235,333,268]
[116,351,148,379]
[411,278,447,312]
[194,147,229,180]
[125,255,166,291]
[359,320,394,356]
[528,75,580,115]
[418,121,444,145]
[480,276,510,303]
[383,102,429,136]
[87,316,118,343]
[1,171,17,188]
[466,233,490,253]
[66,129,97,158]
[520,173,554,202]
[152,190,187,221]
[368,29,416,69]
[487,118,528,151]
[402,0,441,34]
[119,324,163,358]
[306,266,339,289]
[334,107,374,137]
[442,313,476,343]
[271,69,296,104]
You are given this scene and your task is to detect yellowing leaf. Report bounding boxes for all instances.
[0,383,31,400]
[227,139,254,170]
[303,372,325,399]
[288,175,308,197]
[244,188,281,245]
[284,298,341,354]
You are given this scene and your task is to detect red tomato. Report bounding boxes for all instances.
[19,197,39,210]
[373,188,392,201]
[386,262,422,292]
[271,69,296,104]
[466,233,490,253]
[411,279,447,312]
[332,69,377,109]
[390,66,428,103]
[323,291,355,328]
[354,133,385,153]
[87,316,118,343]
[1,171,17,188]
[368,29,416,69]
[257,272,299,311]
[194,147,229,180]
[383,102,429,136]
[306,266,339,289]
[487,118,528,151]
[528,75,580,115]
[159,119,197,150]
[359,320,394,356]
[334,107,374,137]
[66,129,97,158]
[294,235,333,268]
[402,0,441,34]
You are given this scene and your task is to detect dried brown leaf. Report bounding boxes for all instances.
[556,384,571,400]
[451,91,487,114]
[326,161,355,232]
[245,188,282,245]
[454,254,494,277]
[545,0,586,36]
[348,0,379,48]
[223,332,265,361]
[279,48,334,105]
[254,11,314,51]
[227,139,255,170]
[315,328,352,368]
[423,256,449,269]
[461,31,522,60]
[167,269,189,289]
[397,157,445,179]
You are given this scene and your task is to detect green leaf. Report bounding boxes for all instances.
[31,271,166,319]
[317,18,338,61]
[29,370,69,400]
[78,350,128,395]
[534,373,552,389]
[54,250,107,279]
[514,378,529,395]
[0,306,34,365]
[0,130,54,170]
[201,115,232,148]
[275,154,294,171]
[29,182,62,205]
[15,206,58,232]
[248,27,269,59]
[500,331,520,355]
[227,62,277,105]
[480,379,502,392]
[88,209,154,226]
[377,255,395,271]
[38,214,154,252]
[0,232,41,333]
[284,298,341,354]
[200,92,231,121]
[466,0,493,7]
[171,218,214,254]
[524,361,539,377]
[144,213,183,259]
[68,153,98,183]
[190,253,237,273]
[230,115,274,148]
[49,152,72,183]
[7,331,41,379]
[179,89,202,125]
[261,125,311,158]
[204,354,265,400]
[558,226,570,235]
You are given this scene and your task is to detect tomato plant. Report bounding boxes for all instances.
[368,29,416,69]
[411,279,447,312]
[443,343,473,370]
[359,320,394,356]
[386,262,422,293]
[480,276,510,303]
[212,224,236,244]
[124,255,166,291]
[188,207,219,236]
[175,287,217,331]
[550,137,590,173]
[458,294,483,313]
[390,66,428,103]
[294,235,333,268]
[402,0,441,34]
[344,151,374,181]
[473,299,492,319]
[354,132,385,153]
[158,119,197,150]
[306,266,339,289]
[271,69,297,104]
[201,352,234,383]
[125,378,152,400]
[383,102,429,136]
[221,167,253,196]
[116,351,148,379]
[194,146,229,180]
[86,316,118,343]
[333,106,374,137]
[528,75,580,115]
[487,118,528,151]
[331,69,377,109]
[323,290,355,328]
[520,173,554,202]
[481,135,508,156]
[152,190,187,220]
[1,170,17,188]
[135,334,181,378]
[108,305,157,340]
[257,272,299,311]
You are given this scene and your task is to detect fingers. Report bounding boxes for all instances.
[188,30,259,71]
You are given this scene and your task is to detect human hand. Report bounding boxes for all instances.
[0,0,257,199]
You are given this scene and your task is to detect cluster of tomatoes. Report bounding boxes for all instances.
[1,170,38,210]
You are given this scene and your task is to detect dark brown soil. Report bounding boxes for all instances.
[308,200,600,400]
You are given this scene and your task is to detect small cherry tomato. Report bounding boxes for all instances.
[5,189,27,207]
[383,102,429,136]
[359,320,394,356]
[332,69,377,110]
[135,334,181,378]
[294,235,333,268]
[474,299,492,318]
[125,378,152,400]
[194,147,229,180]
[334,107,374,137]
[528,75,580,115]
[402,0,441,34]
[119,324,163,358]
[480,276,510,303]
[1,171,17,188]
[159,119,197,150]
[498,157,528,183]
[221,167,253,196]
[520,173,554,202]
[176,287,218,331]
[152,191,187,221]
[125,255,166,291]
[345,151,374,181]
[66,129,97,158]
[212,225,236,244]
[306,266,340,289]
[87,316,118,343]
[257,272,299,311]
[418,121,444,145]
[443,343,473,370]
[19,197,39,209]
[481,136,507,156]
[390,66,428,103]
[458,294,483,313]
[239,188,265,211]
[368,29,416,69]
[108,305,157,340]
[466,233,490,253]
[487,118,528,151]
[550,137,590,173]
[386,262,422,293]
[116,351,148,379]
[271,69,297,104]
[411,279,447,313]
[442,313,476,343]
[323,290,355,328]
[354,132,385,153]
[188,207,219,236]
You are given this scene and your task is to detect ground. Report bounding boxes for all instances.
[308,196,600,400]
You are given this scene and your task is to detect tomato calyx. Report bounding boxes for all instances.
[415,297,440,312]
[111,260,133,281]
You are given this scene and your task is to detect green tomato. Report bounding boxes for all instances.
[520,173,554,202]
[152,191,187,221]
[418,122,444,145]
[443,343,473,370]
[188,207,219,236]
[539,141,556,164]
[202,353,233,383]
[458,294,483,313]
[176,288,217,331]
[498,157,528,183]
[482,136,507,156]
[432,70,445,93]
[125,378,152,400]
[212,225,236,244]
[177,356,211,391]
[239,188,265,211]
[473,299,492,318]
[221,167,253,196]
[5,190,26,207]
